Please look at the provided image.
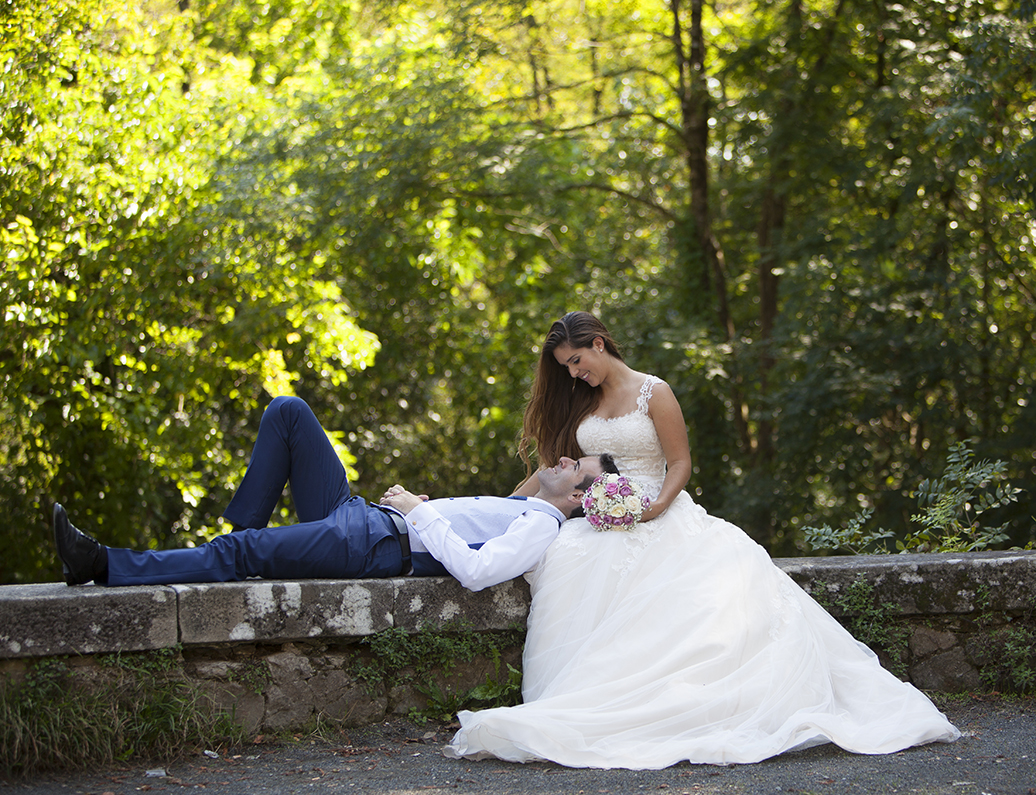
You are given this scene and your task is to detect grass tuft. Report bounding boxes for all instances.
[1,652,245,777]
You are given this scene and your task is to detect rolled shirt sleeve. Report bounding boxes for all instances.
[404,500,561,592]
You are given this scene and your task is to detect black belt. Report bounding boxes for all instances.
[377,506,412,576]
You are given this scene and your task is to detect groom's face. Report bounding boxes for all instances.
[539,456,604,501]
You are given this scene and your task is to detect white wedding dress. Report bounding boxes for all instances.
[444,376,960,769]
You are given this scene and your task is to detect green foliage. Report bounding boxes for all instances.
[467,662,524,707]
[99,644,183,676]
[351,622,526,722]
[972,588,1036,695]
[0,653,244,777]
[226,659,272,695]
[803,509,894,557]
[805,441,1024,555]
[0,0,379,581]
[411,662,523,723]
[3,0,1035,582]
[908,441,1022,553]
[980,625,1036,694]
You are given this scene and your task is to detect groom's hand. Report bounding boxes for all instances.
[379,484,428,514]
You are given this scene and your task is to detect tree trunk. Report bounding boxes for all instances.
[670,0,752,453]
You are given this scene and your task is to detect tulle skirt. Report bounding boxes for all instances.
[445,493,959,769]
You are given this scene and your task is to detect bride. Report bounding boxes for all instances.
[444,311,960,769]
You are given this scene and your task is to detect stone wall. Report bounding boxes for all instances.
[2,551,1035,733]
[782,551,1036,693]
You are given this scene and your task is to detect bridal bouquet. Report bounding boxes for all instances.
[582,473,650,531]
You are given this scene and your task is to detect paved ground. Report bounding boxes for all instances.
[3,695,1034,795]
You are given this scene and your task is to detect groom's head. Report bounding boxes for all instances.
[537,453,619,518]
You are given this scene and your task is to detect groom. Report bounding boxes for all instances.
[54,396,617,592]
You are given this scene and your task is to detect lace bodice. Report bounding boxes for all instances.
[577,375,668,500]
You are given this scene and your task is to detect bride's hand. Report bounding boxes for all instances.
[641,502,666,522]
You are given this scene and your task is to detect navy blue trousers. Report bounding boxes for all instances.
[106,396,402,586]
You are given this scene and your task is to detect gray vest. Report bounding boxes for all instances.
[411,496,565,576]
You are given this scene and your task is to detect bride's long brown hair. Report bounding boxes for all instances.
[519,311,624,475]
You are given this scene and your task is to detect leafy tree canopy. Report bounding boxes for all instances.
[2,0,1033,582]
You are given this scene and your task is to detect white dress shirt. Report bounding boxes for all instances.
[403,497,564,591]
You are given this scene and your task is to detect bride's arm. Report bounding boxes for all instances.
[642,382,693,521]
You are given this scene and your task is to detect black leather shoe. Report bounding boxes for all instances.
[53,503,107,585]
